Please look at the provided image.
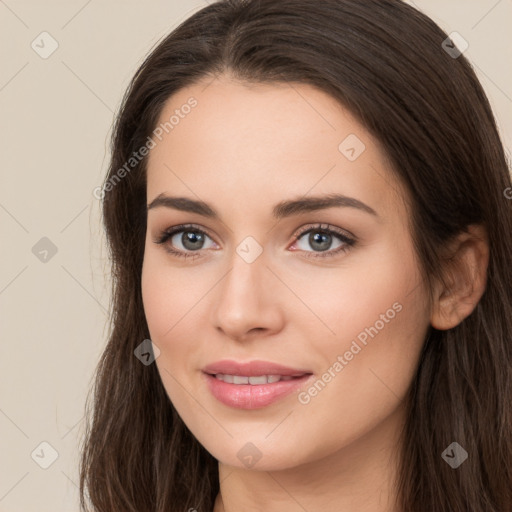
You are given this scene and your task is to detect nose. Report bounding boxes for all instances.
[211,247,285,342]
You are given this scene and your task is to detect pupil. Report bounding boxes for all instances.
[310,232,331,252]
[183,231,204,250]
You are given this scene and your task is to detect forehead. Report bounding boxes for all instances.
[145,76,406,221]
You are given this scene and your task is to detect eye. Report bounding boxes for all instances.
[153,222,356,260]
[290,223,356,258]
[153,224,218,259]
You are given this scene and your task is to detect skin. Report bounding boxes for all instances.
[141,74,488,512]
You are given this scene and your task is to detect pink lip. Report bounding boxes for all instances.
[201,359,314,410]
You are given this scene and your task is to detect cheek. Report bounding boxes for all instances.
[294,291,428,466]
[290,241,427,390]
[141,254,202,410]
[141,260,173,339]
[290,244,429,453]
[284,237,426,349]
[141,249,209,340]
[141,249,217,391]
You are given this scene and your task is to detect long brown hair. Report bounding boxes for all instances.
[80,0,512,510]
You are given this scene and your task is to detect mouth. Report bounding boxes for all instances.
[201,363,314,409]
[204,372,310,384]
[202,359,312,378]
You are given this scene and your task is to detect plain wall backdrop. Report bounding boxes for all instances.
[0,1,511,510]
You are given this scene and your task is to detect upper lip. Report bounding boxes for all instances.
[202,359,312,377]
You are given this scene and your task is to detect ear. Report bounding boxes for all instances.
[430,224,489,330]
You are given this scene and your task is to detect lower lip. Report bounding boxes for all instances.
[203,372,313,409]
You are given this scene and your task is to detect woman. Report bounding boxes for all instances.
[80,0,512,510]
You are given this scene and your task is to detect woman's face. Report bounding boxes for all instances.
[141,75,431,470]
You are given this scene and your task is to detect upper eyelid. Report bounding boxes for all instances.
[162,223,216,241]
[294,223,355,240]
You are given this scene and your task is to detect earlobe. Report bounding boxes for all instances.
[430,224,489,330]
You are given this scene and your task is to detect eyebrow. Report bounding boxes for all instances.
[147,193,378,219]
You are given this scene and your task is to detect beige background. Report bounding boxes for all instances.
[0,1,510,510]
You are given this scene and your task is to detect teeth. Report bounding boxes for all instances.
[214,374,297,384]
[248,375,267,385]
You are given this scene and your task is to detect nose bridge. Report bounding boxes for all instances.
[219,246,267,313]
[211,241,282,339]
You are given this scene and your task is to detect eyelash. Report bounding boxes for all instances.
[153,223,356,260]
